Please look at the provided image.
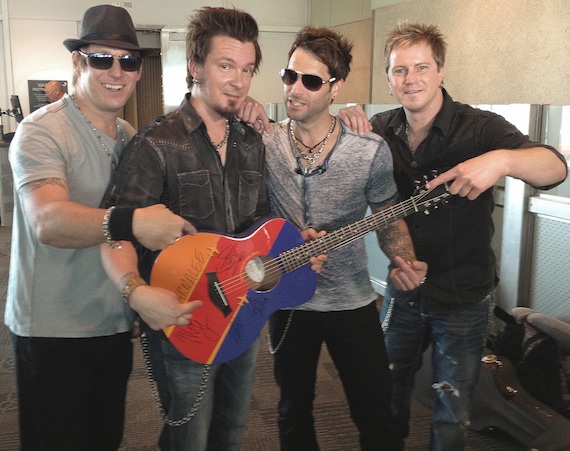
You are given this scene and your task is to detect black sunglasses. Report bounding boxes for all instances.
[78,50,142,72]
[280,68,336,92]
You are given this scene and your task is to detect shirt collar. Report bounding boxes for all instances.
[178,92,239,136]
[178,93,203,133]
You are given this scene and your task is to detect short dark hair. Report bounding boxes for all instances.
[288,26,353,82]
[186,7,262,88]
[384,21,447,73]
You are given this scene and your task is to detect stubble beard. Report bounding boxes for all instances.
[214,99,239,120]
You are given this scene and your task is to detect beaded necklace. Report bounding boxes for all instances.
[71,94,125,172]
[290,116,336,173]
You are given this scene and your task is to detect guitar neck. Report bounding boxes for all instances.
[278,186,447,273]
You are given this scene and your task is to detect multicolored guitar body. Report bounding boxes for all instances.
[150,183,450,364]
[150,218,317,364]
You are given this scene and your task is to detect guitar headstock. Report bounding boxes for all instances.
[412,174,452,215]
[413,169,447,191]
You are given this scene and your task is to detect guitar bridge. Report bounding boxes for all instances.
[206,272,232,317]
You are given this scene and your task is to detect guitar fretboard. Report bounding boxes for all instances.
[278,185,449,273]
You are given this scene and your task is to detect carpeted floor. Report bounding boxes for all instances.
[0,226,526,450]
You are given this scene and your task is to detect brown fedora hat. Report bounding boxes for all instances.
[63,4,153,57]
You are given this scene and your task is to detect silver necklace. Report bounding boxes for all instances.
[71,94,124,172]
[290,116,336,172]
[212,120,230,150]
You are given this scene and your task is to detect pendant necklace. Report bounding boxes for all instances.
[71,94,124,172]
[212,120,230,150]
[290,115,336,173]
[294,135,326,154]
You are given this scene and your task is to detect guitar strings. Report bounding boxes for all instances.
[209,187,445,299]
[216,187,442,296]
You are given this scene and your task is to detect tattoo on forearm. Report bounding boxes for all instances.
[120,271,139,287]
[21,178,67,193]
[377,223,415,262]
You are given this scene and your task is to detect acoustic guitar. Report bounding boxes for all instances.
[150,183,450,364]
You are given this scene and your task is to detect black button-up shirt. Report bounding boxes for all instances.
[370,89,566,312]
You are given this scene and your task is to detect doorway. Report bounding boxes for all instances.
[123,49,163,131]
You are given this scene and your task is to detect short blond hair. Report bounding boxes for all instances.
[384,20,447,73]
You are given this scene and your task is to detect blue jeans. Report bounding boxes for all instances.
[269,301,403,451]
[380,285,493,451]
[144,328,260,451]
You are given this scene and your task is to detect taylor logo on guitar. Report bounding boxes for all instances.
[150,183,450,364]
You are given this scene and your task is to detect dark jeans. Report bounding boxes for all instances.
[269,301,403,451]
[12,332,133,451]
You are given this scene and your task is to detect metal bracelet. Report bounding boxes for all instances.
[103,206,122,250]
[121,274,148,304]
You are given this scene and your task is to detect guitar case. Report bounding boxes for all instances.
[470,353,570,450]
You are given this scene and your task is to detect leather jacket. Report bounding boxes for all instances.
[104,94,270,277]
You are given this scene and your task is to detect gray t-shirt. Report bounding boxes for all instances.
[5,96,133,337]
[263,119,397,312]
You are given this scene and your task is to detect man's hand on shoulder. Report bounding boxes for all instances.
[236,96,273,133]
[336,105,372,136]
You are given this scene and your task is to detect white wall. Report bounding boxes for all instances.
[310,0,371,27]
[5,0,307,28]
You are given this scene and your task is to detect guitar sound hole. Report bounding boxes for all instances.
[245,255,280,291]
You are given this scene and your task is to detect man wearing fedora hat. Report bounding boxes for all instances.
[6,5,200,451]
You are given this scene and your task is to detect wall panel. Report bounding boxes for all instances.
[372,0,570,105]
[333,19,372,104]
